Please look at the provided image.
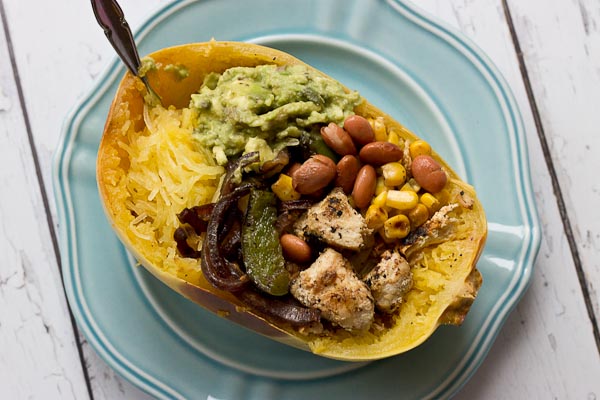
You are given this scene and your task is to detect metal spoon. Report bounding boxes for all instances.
[91,0,162,105]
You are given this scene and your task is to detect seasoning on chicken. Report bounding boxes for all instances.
[294,187,372,251]
[363,247,413,313]
[401,203,458,258]
[290,248,374,331]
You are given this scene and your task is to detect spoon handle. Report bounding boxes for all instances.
[91,0,141,76]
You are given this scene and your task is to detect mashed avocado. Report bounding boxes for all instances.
[164,64,190,80]
[190,64,361,165]
[138,57,157,77]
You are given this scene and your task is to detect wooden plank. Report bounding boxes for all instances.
[0,11,89,400]
[1,0,164,398]
[3,0,599,398]
[1,0,161,217]
[507,0,600,339]
[415,1,600,398]
[81,336,154,400]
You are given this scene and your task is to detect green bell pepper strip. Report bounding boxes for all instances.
[242,189,290,296]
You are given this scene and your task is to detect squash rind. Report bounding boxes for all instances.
[97,41,487,361]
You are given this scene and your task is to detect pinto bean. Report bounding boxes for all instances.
[359,141,403,165]
[286,162,302,176]
[320,122,357,156]
[343,115,375,146]
[292,155,336,195]
[352,165,377,209]
[335,155,361,194]
[411,155,447,193]
[280,234,312,263]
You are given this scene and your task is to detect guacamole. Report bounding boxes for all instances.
[190,64,362,165]
[164,64,190,80]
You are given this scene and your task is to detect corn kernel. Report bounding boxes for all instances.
[387,130,400,146]
[371,117,387,142]
[381,162,407,187]
[377,228,396,244]
[408,203,429,228]
[408,178,421,192]
[386,190,419,211]
[383,214,411,239]
[371,190,388,207]
[375,176,387,195]
[386,207,403,217]
[365,205,388,230]
[271,174,301,201]
[409,139,432,159]
[434,190,449,206]
[400,182,415,192]
[420,192,441,214]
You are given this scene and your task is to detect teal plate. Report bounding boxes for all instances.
[53,0,541,398]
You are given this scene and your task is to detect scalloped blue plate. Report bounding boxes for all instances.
[53,0,540,398]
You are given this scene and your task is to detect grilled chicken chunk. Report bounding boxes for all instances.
[290,248,374,331]
[363,248,413,313]
[294,188,371,251]
[401,203,458,259]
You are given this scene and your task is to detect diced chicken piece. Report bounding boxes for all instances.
[455,190,475,209]
[363,248,413,313]
[428,204,459,230]
[290,248,374,331]
[294,187,371,251]
[401,203,458,258]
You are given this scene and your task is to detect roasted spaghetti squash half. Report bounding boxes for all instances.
[97,41,486,361]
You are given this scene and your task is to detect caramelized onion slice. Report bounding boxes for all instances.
[237,288,321,328]
[201,184,253,292]
[220,218,242,260]
[275,199,314,234]
[279,199,314,212]
[220,152,260,196]
[259,149,290,178]
[177,203,215,234]
[174,226,201,258]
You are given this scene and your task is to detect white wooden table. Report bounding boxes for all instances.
[1,0,599,398]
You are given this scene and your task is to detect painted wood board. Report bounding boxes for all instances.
[416,0,600,398]
[0,1,165,398]
[1,0,598,398]
[0,13,89,400]
[507,0,600,331]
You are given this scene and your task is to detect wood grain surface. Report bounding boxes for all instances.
[0,8,88,399]
[0,0,598,398]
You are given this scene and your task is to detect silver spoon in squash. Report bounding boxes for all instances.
[97,41,486,361]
